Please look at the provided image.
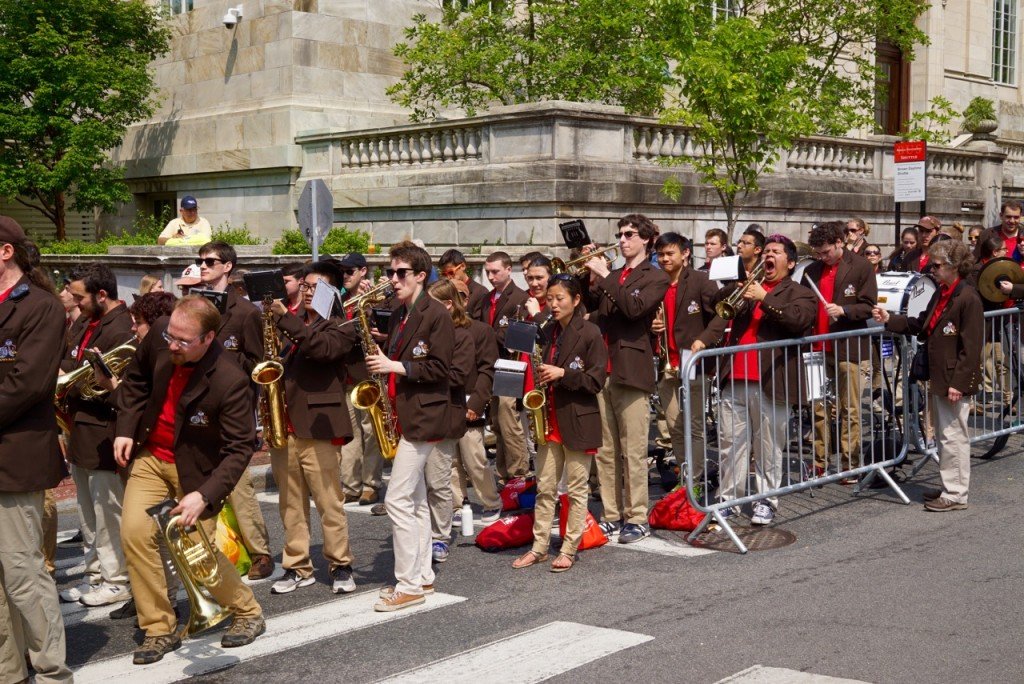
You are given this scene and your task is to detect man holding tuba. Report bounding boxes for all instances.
[266,261,360,596]
[58,263,135,608]
[114,296,265,664]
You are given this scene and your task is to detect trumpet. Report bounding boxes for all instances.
[342,281,394,312]
[656,304,678,379]
[714,260,766,320]
[550,245,618,277]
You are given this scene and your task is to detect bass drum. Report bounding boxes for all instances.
[875,271,937,318]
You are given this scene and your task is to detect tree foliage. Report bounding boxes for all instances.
[0,0,170,239]
[387,0,671,121]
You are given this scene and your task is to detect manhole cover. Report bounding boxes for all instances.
[691,524,797,553]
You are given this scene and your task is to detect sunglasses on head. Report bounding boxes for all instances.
[194,257,225,267]
[551,273,576,282]
[386,267,417,279]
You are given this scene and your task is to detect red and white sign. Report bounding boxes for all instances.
[894,140,926,203]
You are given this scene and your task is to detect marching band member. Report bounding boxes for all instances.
[900,217,941,273]
[366,242,455,612]
[425,279,474,563]
[58,264,135,608]
[194,240,274,580]
[280,262,306,317]
[114,296,265,664]
[439,248,489,321]
[700,228,731,271]
[651,233,720,484]
[268,261,359,595]
[736,227,764,277]
[338,253,384,506]
[844,217,870,256]
[698,235,816,526]
[874,240,983,511]
[585,214,669,543]
[482,251,531,482]
[523,256,554,326]
[0,216,71,683]
[512,274,607,572]
[803,221,877,481]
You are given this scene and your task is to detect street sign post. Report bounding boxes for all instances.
[297,179,333,262]
[893,140,927,245]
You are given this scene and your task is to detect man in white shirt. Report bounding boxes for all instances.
[158,196,212,246]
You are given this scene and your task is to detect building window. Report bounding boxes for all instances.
[442,0,503,10]
[993,0,1017,85]
[710,0,743,19]
[164,0,193,16]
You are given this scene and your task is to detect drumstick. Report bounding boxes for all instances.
[803,277,838,323]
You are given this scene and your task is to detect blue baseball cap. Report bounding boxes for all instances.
[180,195,198,210]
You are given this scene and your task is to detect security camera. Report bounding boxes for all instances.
[223,5,243,29]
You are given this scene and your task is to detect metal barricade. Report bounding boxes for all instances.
[680,326,913,553]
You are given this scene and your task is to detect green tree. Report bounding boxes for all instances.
[660,0,929,231]
[0,0,170,239]
[388,0,671,121]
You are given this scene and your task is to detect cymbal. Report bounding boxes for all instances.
[978,257,1024,303]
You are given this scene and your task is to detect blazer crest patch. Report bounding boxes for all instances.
[942,321,957,336]
[189,410,210,427]
[224,334,239,350]
[631,288,642,298]
[70,345,80,359]
[412,340,430,358]
[687,299,700,315]
[498,315,510,328]
[568,355,584,371]
[844,284,856,297]
[0,339,16,360]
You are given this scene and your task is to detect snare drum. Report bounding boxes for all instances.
[875,271,937,318]
[802,351,827,401]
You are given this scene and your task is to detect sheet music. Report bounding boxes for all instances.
[310,278,341,320]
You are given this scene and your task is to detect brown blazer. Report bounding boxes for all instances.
[484,281,529,354]
[467,278,490,322]
[61,304,135,471]
[671,267,721,350]
[446,325,475,440]
[887,280,984,396]
[466,319,497,425]
[115,318,255,518]
[276,311,358,441]
[0,277,67,492]
[800,249,878,362]
[388,293,454,441]
[588,259,670,393]
[217,288,263,375]
[541,312,608,452]
[700,278,817,405]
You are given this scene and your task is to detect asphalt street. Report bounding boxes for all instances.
[55,440,1024,683]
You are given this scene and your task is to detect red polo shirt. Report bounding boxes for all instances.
[145,365,197,464]
[730,280,781,381]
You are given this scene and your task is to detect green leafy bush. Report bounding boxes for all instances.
[211,224,264,245]
[39,215,263,253]
[271,227,370,256]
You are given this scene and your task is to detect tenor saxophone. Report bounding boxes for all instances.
[522,342,548,446]
[251,297,288,449]
[348,284,399,459]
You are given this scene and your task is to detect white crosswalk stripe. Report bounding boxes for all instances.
[71,591,467,683]
[378,620,653,683]
[717,666,870,683]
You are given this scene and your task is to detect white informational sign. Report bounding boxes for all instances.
[309,277,341,320]
[893,140,927,203]
[708,254,743,281]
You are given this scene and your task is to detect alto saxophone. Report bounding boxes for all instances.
[347,283,399,460]
[251,297,288,449]
[522,342,548,446]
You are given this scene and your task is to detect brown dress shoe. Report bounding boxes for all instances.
[247,554,274,580]
[359,487,379,505]
[344,493,360,504]
[924,497,967,512]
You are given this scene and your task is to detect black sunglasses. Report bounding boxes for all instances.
[194,257,225,267]
[341,268,357,276]
[552,273,576,282]
[864,250,881,256]
[386,267,417,279]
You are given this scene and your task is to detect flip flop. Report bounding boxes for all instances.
[512,550,549,569]
[549,553,574,573]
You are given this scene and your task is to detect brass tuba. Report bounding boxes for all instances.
[345,282,400,460]
[252,296,288,450]
[550,245,619,278]
[715,260,766,320]
[54,338,137,433]
[148,500,234,638]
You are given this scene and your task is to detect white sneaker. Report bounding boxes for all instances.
[750,502,776,526]
[59,581,99,603]
[271,570,315,595]
[79,582,131,606]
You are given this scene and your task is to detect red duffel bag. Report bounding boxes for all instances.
[475,512,535,552]
[648,487,704,532]
[557,494,607,550]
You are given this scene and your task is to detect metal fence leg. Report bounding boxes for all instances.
[909,448,939,477]
[871,465,911,504]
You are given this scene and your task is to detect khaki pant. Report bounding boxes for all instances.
[492,396,529,480]
[981,340,1008,396]
[718,382,787,509]
[596,380,652,525]
[71,465,129,587]
[425,439,457,541]
[814,359,869,472]
[531,443,590,558]
[451,426,501,511]
[932,393,971,503]
[121,452,261,637]
[340,401,384,497]
[270,435,353,576]
[385,438,434,596]
[0,490,72,682]
[42,489,57,576]
[226,468,271,557]
[659,373,707,480]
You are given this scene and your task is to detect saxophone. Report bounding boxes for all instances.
[522,342,548,446]
[347,283,399,460]
[251,297,288,449]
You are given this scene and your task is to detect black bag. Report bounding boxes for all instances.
[909,345,929,382]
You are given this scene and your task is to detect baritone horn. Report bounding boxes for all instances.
[550,245,618,277]
[54,338,137,432]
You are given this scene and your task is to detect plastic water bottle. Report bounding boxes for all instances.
[461,502,474,537]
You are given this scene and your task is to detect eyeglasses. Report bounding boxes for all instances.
[162,330,202,349]
[298,282,319,292]
[195,257,225,267]
[932,261,951,267]
[844,228,860,234]
[386,267,416,280]
[615,230,639,240]
[864,250,881,256]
